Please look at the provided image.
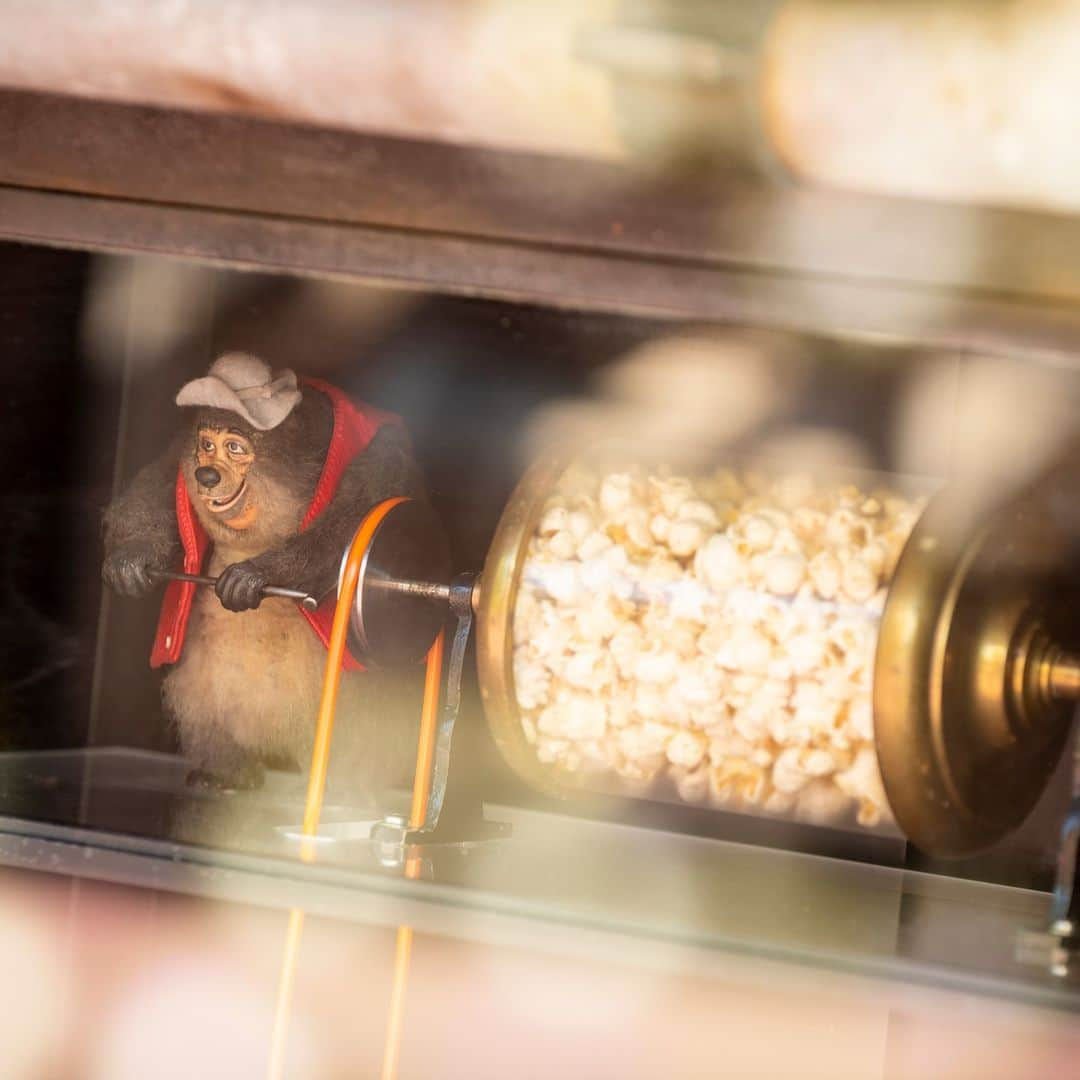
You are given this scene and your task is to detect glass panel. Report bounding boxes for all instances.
[0,239,1077,1006]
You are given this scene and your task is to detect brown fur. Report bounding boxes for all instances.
[103,383,424,796]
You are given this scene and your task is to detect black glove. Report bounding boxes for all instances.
[102,540,173,598]
[215,560,269,612]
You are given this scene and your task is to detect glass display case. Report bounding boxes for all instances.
[0,79,1078,1075]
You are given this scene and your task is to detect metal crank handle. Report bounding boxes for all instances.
[152,570,320,612]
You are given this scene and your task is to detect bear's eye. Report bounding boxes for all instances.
[200,438,215,453]
[226,440,247,456]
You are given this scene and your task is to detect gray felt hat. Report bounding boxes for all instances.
[176,353,302,430]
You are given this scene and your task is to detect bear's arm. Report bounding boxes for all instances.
[255,425,425,600]
[103,433,185,558]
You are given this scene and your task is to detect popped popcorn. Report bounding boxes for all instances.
[671,764,710,804]
[666,729,708,770]
[511,462,922,830]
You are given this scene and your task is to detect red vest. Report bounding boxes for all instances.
[150,378,398,672]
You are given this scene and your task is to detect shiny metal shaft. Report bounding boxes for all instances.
[153,570,319,612]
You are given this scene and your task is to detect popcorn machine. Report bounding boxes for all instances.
[0,72,1079,1033]
[331,441,1080,970]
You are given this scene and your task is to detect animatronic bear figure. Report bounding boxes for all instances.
[102,354,423,792]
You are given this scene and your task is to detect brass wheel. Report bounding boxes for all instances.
[475,456,582,798]
[876,476,1080,857]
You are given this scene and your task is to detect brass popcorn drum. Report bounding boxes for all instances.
[476,446,1080,857]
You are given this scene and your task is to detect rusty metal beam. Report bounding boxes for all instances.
[4,87,1080,310]
[4,183,1080,368]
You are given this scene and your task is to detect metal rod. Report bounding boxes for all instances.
[152,570,319,612]
[365,577,452,603]
[381,924,414,1080]
[267,907,305,1080]
[365,574,483,615]
[378,626,445,1080]
[1048,653,1080,701]
[266,498,408,1080]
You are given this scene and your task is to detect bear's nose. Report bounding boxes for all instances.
[195,466,221,489]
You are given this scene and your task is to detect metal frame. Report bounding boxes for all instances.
[0,771,1074,1012]
[2,86,1078,990]
[3,88,1080,363]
